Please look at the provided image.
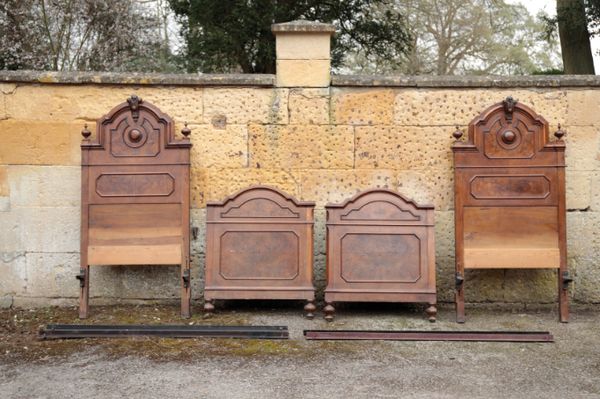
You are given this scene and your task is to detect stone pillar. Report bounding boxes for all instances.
[271,20,335,88]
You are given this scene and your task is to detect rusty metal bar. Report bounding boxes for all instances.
[40,324,289,340]
[303,330,553,342]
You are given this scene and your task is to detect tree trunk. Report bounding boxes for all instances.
[557,0,595,74]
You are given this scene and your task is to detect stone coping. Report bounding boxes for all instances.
[0,70,276,86]
[2,70,600,88]
[332,74,600,88]
[272,20,336,33]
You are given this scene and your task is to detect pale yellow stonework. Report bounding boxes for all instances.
[276,59,331,87]
[249,124,354,169]
[275,32,331,60]
[332,88,395,125]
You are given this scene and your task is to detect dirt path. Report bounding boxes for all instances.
[1,304,599,398]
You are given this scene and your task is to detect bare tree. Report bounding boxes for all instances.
[342,0,561,75]
[0,0,179,72]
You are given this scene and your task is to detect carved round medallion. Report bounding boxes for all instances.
[124,127,147,148]
[501,130,516,144]
[129,129,142,142]
[497,129,521,150]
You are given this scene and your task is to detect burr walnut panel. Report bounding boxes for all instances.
[452,97,569,323]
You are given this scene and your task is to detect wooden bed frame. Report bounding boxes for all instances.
[324,189,437,321]
[204,186,316,318]
[79,95,192,318]
[452,97,570,323]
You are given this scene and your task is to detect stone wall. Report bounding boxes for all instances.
[1,22,599,309]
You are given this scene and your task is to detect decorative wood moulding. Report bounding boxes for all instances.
[79,95,192,319]
[452,97,569,323]
[324,189,437,322]
[204,186,316,318]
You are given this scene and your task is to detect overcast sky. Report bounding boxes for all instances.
[509,0,600,73]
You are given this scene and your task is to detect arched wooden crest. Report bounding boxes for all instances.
[204,186,316,317]
[452,97,569,323]
[82,94,191,165]
[324,189,437,322]
[79,95,192,319]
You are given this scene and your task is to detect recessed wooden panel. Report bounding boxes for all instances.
[324,189,436,321]
[110,117,161,157]
[80,95,192,318]
[204,186,315,314]
[452,97,568,322]
[221,198,299,219]
[341,201,421,221]
[219,231,299,280]
[483,119,536,159]
[96,173,174,197]
[340,233,421,283]
[470,175,550,200]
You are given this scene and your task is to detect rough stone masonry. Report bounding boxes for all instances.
[0,20,599,309]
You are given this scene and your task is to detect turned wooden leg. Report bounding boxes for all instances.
[324,302,335,322]
[77,265,89,319]
[304,300,316,319]
[203,298,215,317]
[426,303,437,322]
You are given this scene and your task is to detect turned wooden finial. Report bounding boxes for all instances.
[81,123,91,139]
[452,126,463,142]
[554,123,566,141]
[181,122,191,138]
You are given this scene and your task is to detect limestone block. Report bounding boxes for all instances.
[204,88,288,125]
[0,166,9,211]
[18,207,81,252]
[0,83,14,120]
[0,210,24,252]
[569,212,600,302]
[0,251,27,296]
[190,208,206,255]
[24,252,79,298]
[204,168,301,204]
[7,166,80,208]
[249,124,353,169]
[393,89,568,127]
[0,166,9,196]
[288,88,330,124]
[501,269,558,303]
[300,169,396,207]
[190,168,209,208]
[6,85,204,123]
[332,88,395,125]
[590,172,600,211]
[434,211,455,302]
[186,124,248,169]
[5,85,80,121]
[566,170,591,211]
[564,125,600,171]
[276,60,331,88]
[275,32,331,60]
[396,168,454,211]
[313,208,327,257]
[355,126,453,170]
[0,120,82,165]
[565,89,600,126]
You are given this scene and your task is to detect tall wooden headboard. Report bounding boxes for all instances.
[452,97,570,323]
[78,95,192,318]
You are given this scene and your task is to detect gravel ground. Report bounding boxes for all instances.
[1,303,599,399]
